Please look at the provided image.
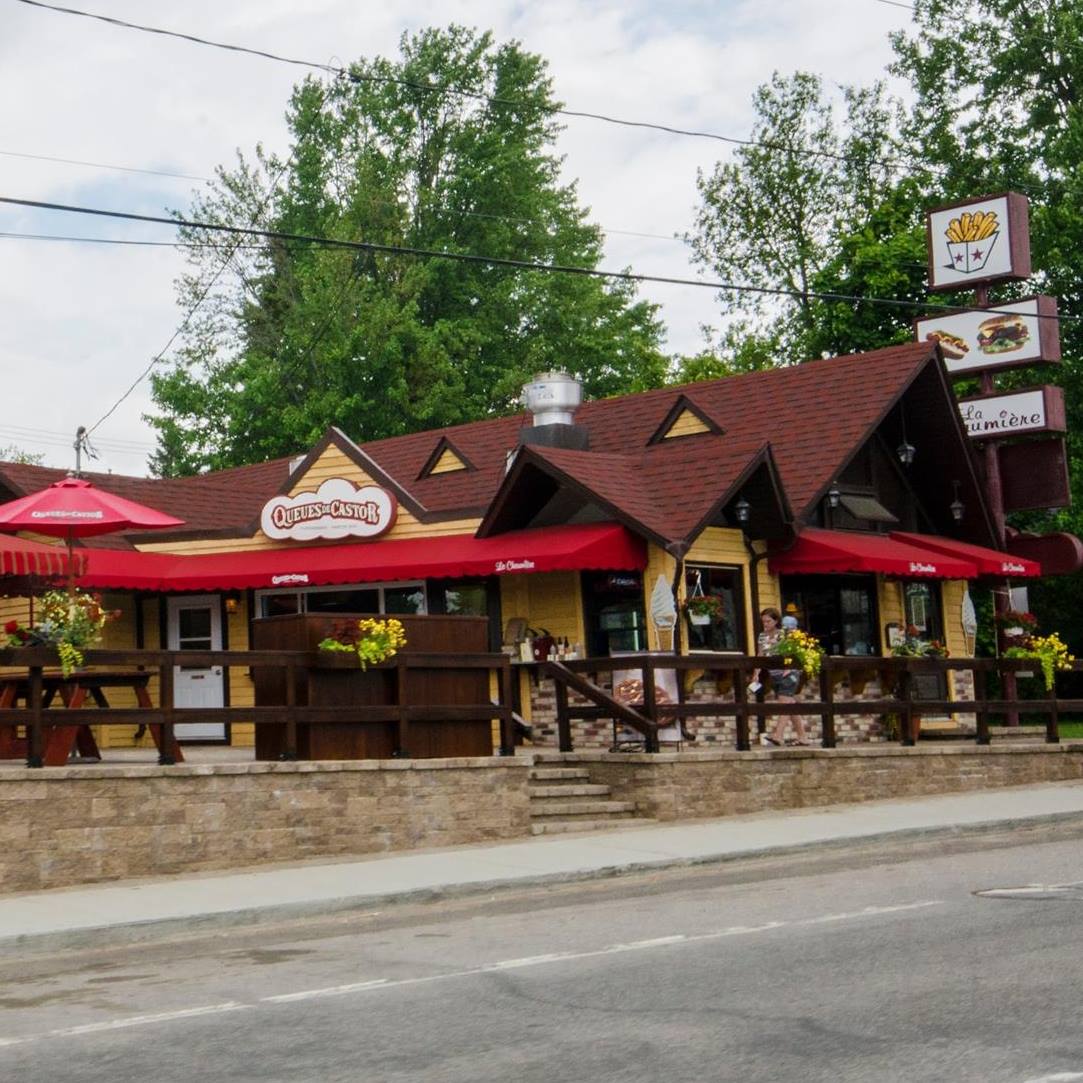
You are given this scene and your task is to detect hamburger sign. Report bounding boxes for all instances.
[914,296,1061,375]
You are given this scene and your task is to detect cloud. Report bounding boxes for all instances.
[0,0,908,476]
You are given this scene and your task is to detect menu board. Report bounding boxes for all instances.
[926,192,1031,292]
[915,295,1060,375]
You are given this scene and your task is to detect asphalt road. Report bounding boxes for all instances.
[1,827,1083,1082]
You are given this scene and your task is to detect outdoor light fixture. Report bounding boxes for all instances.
[224,595,241,615]
[896,405,916,466]
[827,484,841,509]
[735,496,750,524]
[950,481,965,524]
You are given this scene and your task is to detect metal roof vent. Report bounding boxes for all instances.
[518,372,590,452]
[522,372,582,427]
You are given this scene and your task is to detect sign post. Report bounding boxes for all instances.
[920,191,1075,723]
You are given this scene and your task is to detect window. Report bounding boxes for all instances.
[684,565,745,652]
[780,575,879,656]
[256,581,427,618]
[581,571,646,657]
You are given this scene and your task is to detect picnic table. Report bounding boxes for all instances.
[0,669,183,766]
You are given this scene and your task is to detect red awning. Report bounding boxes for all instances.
[891,532,1040,579]
[768,528,979,579]
[0,535,86,579]
[79,522,646,592]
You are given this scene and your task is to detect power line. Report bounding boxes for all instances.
[1,193,1075,324]
[14,0,951,181]
[0,141,691,244]
[0,147,205,182]
[0,421,154,450]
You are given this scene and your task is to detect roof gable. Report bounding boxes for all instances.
[647,395,724,444]
[417,437,474,479]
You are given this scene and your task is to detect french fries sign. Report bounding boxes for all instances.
[915,296,1060,375]
[926,193,1031,291]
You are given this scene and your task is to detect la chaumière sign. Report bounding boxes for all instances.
[260,478,398,541]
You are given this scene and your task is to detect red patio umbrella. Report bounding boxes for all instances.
[0,477,184,597]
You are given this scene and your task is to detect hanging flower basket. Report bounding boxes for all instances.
[684,594,725,625]
[1004,633,1074,691]
[4,589,120,676]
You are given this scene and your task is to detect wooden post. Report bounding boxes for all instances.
[819,660,836,749]
[158,657,175,766]
[283,662,298,761]
[554,675,572,753]
[642,656,659,753]
[734,660,751,751]
[974,665,990,746]
[900,666,915,747]
[393,658,408,758]
[26,665,43,769]
[498,659,515,756]
[1047,673,1060,745]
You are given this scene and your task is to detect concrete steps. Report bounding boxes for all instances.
[527,761,654,836]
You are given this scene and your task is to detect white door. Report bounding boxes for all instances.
[167,595,226,741]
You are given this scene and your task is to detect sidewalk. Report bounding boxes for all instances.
[4,779,1083,955]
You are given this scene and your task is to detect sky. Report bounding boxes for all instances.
[0,0,912,477]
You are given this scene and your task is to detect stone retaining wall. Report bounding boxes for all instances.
[568,744,1083,821]
[0,758,531,894]
[5,745,1082,895]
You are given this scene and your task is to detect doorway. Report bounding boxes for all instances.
[166,595,226,742]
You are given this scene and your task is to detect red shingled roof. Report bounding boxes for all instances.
[0,342,948,548]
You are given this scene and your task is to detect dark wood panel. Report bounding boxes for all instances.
[251,613,494,761]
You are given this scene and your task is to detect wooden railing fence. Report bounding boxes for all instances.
[541,654,1083,753]
[0,647,515,768]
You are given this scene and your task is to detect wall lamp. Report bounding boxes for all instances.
[950,481,965,523]
[897,404,916,466]
[735,496,751,524]
[827,483,841,509]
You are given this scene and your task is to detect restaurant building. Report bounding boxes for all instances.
[0,341,1038,749]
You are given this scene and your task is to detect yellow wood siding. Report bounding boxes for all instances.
[878,580,905,654]
[941,580,973,658]
[663,410,711,438]
[136,445,479,555]
[428,448,466,474]
[643,544,676,651]
[684,528,754,651]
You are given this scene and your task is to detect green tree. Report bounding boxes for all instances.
[0,444,45,466]
[891,0,1083,646]
[149,27,667,475]
[684,72,926,373]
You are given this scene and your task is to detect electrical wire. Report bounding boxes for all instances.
[1,193,1074,324]
[13,0,953,181]
[0,147,205,182]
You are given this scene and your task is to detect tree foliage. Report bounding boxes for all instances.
[149,27,667,475]
[684,72,928,374]
[891,0,1083,642]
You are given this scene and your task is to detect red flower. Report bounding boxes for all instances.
[3,620,19,634]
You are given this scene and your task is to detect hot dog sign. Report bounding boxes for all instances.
[914,296,1060,375]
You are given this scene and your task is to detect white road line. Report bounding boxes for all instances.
[0,900,943,1047]
[262,980,389,1003]
[1024,1073,1083,1082]
[0,1002,251,1048]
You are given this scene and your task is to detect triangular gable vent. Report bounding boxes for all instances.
[417,437,474,479]
[648,396,724,444]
